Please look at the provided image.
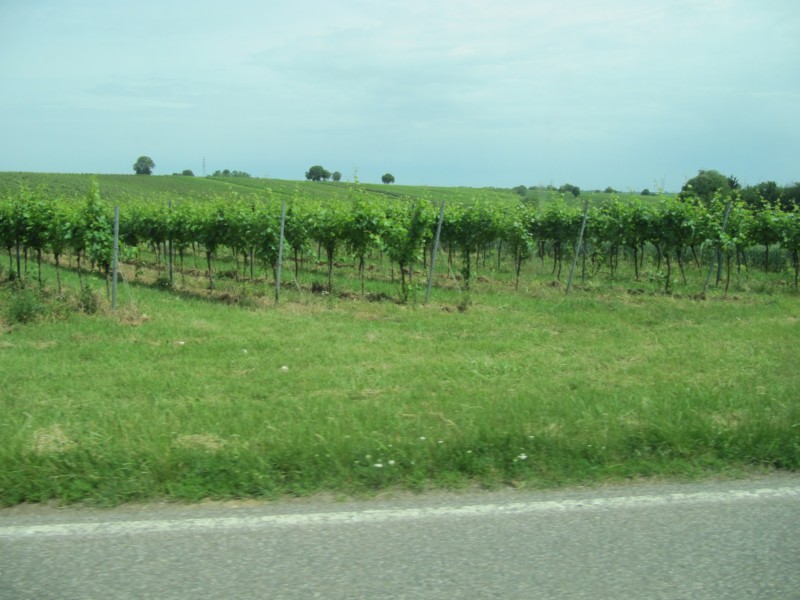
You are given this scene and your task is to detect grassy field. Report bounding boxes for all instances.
[0,171,657,207]
[1,245,798,506]
[0,172,524,204]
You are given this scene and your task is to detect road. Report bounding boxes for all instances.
[1,475,799,599]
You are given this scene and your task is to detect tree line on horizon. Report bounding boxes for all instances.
[512,169,798,212]
[134,156,796,209]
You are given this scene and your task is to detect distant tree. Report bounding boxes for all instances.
[781,181,800,211]
[739,180,799,212]
[331,171,342,182]
[679,169,731,203]
[133,156,155,175]
[604,186,617,193]
[305,165,331,181]
[741,181,781,210]
[182,169,194,177]
[558,183,580,197]
[211,169,250,178]
[727,175,741,190]
[641,188,653,196]
[382,173,395,185]
[512,185,528,196]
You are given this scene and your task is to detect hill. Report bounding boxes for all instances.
[0,172,524,205]
[0,172,659,207]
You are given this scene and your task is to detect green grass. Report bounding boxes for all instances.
[0,172,238,201]
[0,172,527,206]
[0,171,660,209]
[1,253,798,506]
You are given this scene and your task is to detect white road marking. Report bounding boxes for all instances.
[2,485,799,539]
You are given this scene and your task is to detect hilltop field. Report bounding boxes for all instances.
[0,171,518,202]
[0,171,660,205]
[0,172,797,507]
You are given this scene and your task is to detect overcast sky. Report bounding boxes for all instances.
[1,0,798,191]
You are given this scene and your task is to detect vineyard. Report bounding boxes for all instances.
[2,173,799,506]
[1,174,799,304]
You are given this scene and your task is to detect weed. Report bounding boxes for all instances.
[78,286,101,314]
[457,294,472,312]
[153,275,174,290]
[4,284,46,324]
[311,281,329,294]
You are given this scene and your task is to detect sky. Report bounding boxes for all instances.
[1,0,798,191]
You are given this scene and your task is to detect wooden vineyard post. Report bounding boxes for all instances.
[112,205,120,310]
[426,201,446,304]
[566,200,589,295]
[275,201,287,305]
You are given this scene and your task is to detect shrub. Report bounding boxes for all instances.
[78,287,101,315]
[4,285,46,324]
[153,275,173,290]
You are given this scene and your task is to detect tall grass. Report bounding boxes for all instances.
[1,258,798,506]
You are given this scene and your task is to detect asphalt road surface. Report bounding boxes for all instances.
[2,474,799,599]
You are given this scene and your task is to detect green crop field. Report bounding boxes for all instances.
[0,171,657,207]
[0,172,798,507]
[0,172,525,205]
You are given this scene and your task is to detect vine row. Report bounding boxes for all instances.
[2,182,800,297]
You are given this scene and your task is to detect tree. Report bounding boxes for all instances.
[781,182,800,211]
[331,171,342,182]
[382,173,395,185]
[741,181,781,211]
[182,169,194,177]
[679,169,731,203]
[305,165,331,181]
[133,156,155,175]
[558,183,580,197]
[211,169,251,178]
[641,188,653,196]
[512,185,528,196]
